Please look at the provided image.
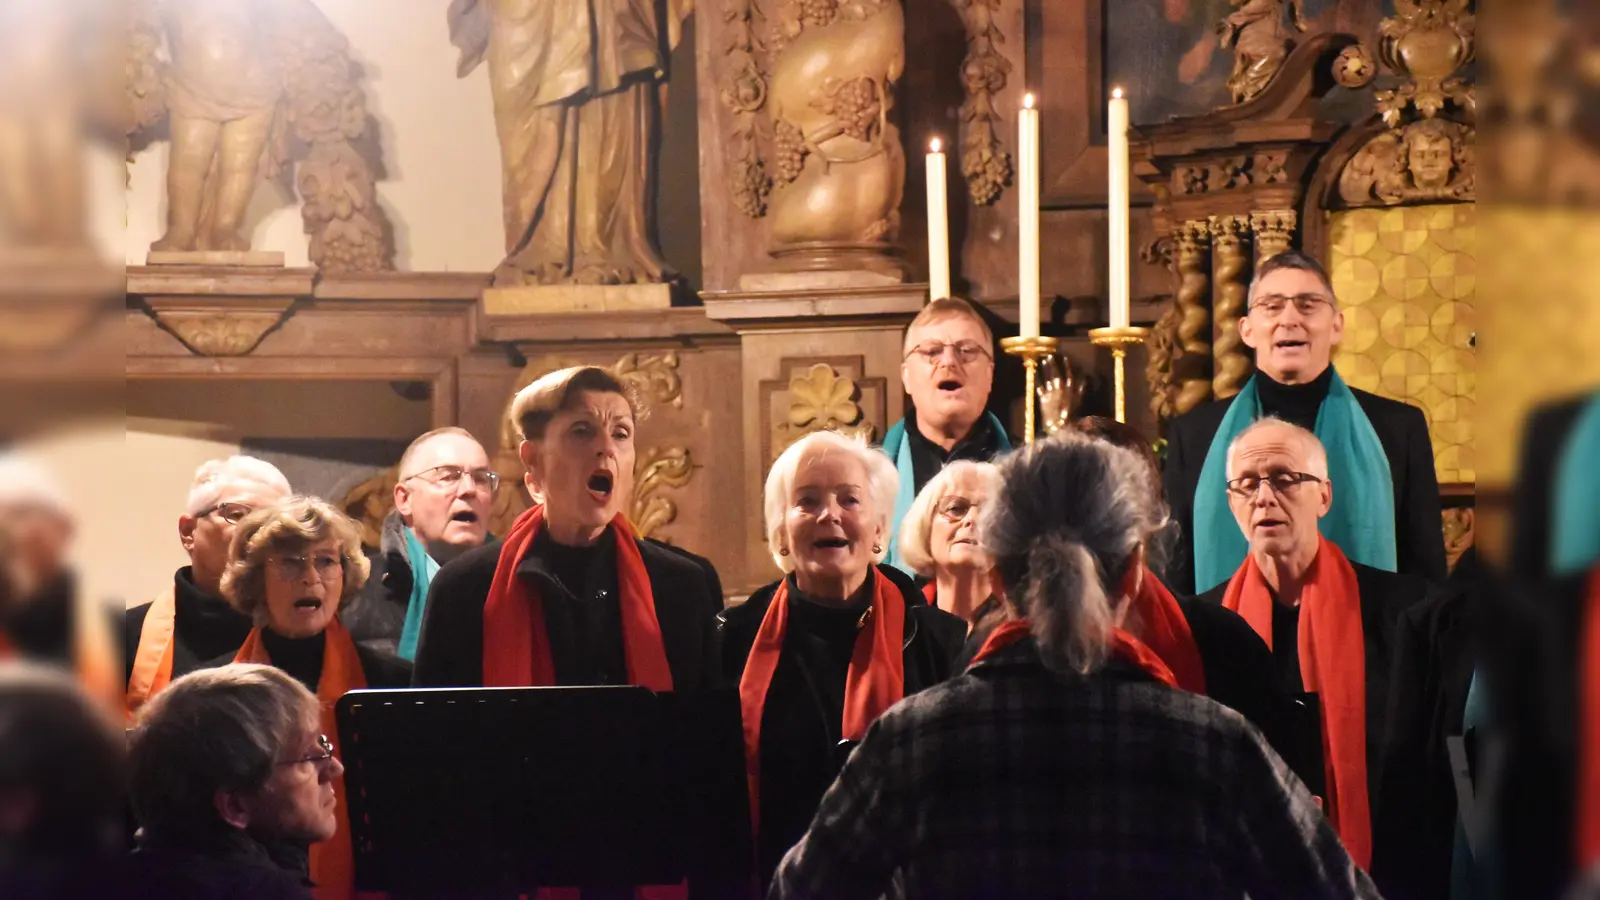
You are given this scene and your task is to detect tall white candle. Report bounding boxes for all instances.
[1018,93,1041,339]
[1108,87,1131,330]
[925,138,951,302]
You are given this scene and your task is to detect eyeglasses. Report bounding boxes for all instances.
[197,502,253,525]
[1226,471,1324,499]
[935,496,981,522]
[268,553,345,582]
[276,733,336,768]
[403,465,500,494]
[906,341,992,366]
[1249,294,1334,318]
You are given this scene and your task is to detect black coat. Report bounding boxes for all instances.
[124,568,253,688]
[1162,382,1447,594]
[1509,393,1592,581]
[1197,560,1431,830]
[1176,595,1299,771]
[1369,549,1481,900]
[717,565,966,885]
[124,830,313,900]
[411,532,723,691]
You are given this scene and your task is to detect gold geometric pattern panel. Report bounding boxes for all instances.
[1329,204,1476,485]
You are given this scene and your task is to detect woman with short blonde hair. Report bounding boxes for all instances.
[220,496,409,900]
[721,430,964,888]
[413,365,723,700]
[897,460,1002,626]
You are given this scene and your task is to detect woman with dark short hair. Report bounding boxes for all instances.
[127,664,338,900]
[770,432,1378,900]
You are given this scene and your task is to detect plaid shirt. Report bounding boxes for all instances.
[769,639,1380,900]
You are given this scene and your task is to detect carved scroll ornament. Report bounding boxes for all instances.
[948,0,1014,206]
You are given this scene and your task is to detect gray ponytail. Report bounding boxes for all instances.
[980,431,1163,675]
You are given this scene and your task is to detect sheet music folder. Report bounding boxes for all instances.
[336,686,752,898]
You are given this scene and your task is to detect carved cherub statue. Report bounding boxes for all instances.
[127,0,391,271]
[1218,0,1309,105]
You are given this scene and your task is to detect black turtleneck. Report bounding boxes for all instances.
[172,568,253,670]
[515,528,627,686]
[904,408,1006,496]
[260,629,326,694]
[1255,364,1334,431]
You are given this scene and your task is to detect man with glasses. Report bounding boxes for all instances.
[1162,250,1445,594]
[125,456,292,718]
[1198,417,1428,875]
[343,427,496,660]
[881,297,1012,575]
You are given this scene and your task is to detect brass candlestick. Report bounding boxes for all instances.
[1087,325,1151,424]
[1000,334,1062,443]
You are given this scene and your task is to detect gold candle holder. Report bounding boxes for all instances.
[1087,325,1151,424]
[1000,334,1062,443]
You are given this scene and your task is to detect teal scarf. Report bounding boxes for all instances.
[396,527,441,661]
[1191,370,1397,592]
[1551,393,1600,575]
[881,411,1011,576]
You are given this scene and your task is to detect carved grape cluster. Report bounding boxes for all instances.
[815,77,880,142]
[961,145,1012,207]
[731,156,771,217]
[799,0,838,26]
[773,120,809,184]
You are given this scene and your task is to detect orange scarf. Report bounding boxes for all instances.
[125,586,178,723]
[233,620,372,900]
[1127,568,1207,695]
[1222,536,1370,869]
[738,570,906,834]
[966,617,1179,687]
[480,505,682,900]
[1578,568,1600,869]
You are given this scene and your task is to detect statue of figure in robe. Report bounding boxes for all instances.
[448,0,692,286]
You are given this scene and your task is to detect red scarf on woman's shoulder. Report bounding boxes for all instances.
[966,618,1178,687]
[1126,567,1206,695]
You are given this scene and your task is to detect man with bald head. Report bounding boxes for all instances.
[343,427,496,659]
[1163,250,1445,594]
[1197,418,1429,876]
[125,455,293,717]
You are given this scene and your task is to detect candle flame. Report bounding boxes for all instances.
[1023,93,1035,109]
[1112,87,1124,100]
[930,137,942,153]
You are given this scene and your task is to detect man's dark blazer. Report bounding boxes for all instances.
[1509,393,1593,581]
[1163,384,1447,594]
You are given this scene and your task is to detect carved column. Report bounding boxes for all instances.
[1210,215,1253,401]
[1250,210,1297,264]
[1173,219,1215,415]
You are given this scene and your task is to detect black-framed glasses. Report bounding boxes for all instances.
[1226,470,1324,499]
[1249,294,1334,318]
[197,502,254,525]
[403,464,500,494]
[935,496,981,522]
[276,733,335,767]
[268,553,345,582]
[906,341,992,366]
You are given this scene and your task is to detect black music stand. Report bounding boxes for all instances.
[336,686,752,899]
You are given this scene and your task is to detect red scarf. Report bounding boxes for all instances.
[1222,537,1371,869]
[1578,568,1600,869]
[234,620,374,900]
[738,570,906,834]
[481,505,674,692]
[1127,568,1207,695]
[966,618,1178,688]
[480,505,682,900]
[126,585,178,723]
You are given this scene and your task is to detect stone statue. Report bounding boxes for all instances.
[1218,0,1308,105]
[127,0,392,271]
[448,0,693,287]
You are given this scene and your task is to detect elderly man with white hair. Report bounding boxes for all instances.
[719,430,964,889]
[124,455,291,718]
[1195,417,1430,876]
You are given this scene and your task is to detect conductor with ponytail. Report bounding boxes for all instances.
[770,432,1379,900]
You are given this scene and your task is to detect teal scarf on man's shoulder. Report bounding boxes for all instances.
[1552,393,1600,575]
[1191,370,1397,592]
[396,526,441,661]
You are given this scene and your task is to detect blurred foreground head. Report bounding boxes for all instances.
[0,663,125,863]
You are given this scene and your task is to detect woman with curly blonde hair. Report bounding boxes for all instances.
[221,496,408,900]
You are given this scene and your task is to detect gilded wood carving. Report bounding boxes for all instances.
[760,357,886,468]
[1210,215,1253,401]
[161,311,289,357]
[1250,210,1297,263]
[1174,219,1215,416]
[948,0,1013,206]
[1218,0,1309,106]
[126,0,392,272]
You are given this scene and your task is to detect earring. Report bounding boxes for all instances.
[779,546,790,557]
[872,543,883,554]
